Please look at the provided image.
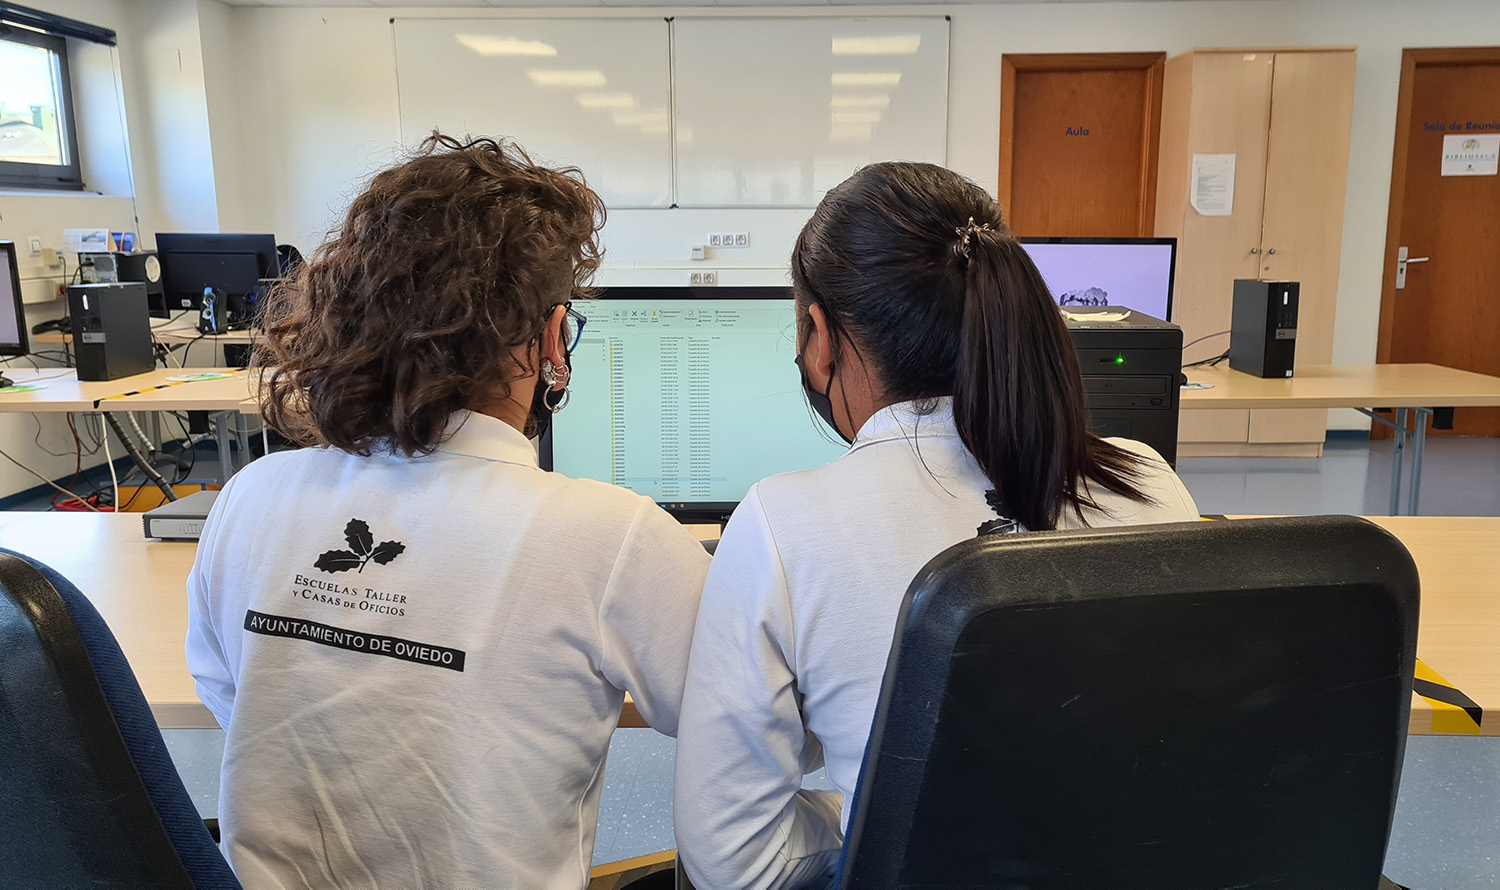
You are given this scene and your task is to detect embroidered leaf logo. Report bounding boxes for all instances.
[315,518,405,574]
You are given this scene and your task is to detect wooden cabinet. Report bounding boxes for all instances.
[1156,49,1356,457]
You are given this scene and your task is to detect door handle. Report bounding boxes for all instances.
[1396,246,1430,290]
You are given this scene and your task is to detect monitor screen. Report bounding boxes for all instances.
[1020,238,1176,321]
[544,293,848,515]
[1,241,27,357]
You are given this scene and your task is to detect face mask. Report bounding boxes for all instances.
[527,376,559,439]
[795,354,851,445]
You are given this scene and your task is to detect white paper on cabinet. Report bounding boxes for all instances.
[1190,154,1236,216]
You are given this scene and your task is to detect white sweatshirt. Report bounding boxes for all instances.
[674,399,1200,889]
[186,411,711,889]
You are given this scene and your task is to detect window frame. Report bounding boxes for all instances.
[0,26,84,191]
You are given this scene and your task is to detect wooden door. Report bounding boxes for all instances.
[1158,52,1273,446]
[1377,49,1500,436]
[999,53,1164,237]
[1253,50,1357,443]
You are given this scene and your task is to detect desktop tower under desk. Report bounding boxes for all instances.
[1066,309,1183,466]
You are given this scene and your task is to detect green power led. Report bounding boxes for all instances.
[1114,355,1125,365]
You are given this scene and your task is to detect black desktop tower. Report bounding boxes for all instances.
[79,251,167,318]
[1065,308,1183,465]
[67,282,155,381]
[1229,280,1299,379]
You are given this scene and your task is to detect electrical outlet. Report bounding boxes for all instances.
[690,272,703,285]
[27,236,43,255]
[708,232,750,248]
[703,271,717,285]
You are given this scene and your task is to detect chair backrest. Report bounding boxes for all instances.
[0,549,240,889]
[838,516,1419,890]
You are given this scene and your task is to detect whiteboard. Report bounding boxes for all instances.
[393,19,672,208]
[672,17,949,207]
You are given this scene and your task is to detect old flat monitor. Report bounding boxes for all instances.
[155,233,278,311]
[1021,238,1177,321]
[541,287,848,521]
[1,241,27,357]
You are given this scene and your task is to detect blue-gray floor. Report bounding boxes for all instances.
[134,435,1500,883]
[1176,434,1500,517]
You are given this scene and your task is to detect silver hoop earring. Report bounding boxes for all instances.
[542,359,571,387]
[545,387,571,413]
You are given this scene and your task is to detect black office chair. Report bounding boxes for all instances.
[835,515,1419,889]
[0,549,241,889]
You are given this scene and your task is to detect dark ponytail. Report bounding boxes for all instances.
[791,162,1151,530]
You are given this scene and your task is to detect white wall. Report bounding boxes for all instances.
[117,0,219,240]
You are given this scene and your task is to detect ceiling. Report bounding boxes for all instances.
[217,0,1224,8]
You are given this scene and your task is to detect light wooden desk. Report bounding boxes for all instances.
[32,319,259,348]
[0,513,1491,737]
[1228,515,1499,737]
[1184,364,1500,514]
[0,367,257,483]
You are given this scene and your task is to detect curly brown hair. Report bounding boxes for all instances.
[254,133,605,456]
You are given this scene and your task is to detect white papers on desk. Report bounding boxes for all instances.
[1190,154,1236,216]
[1061,309,1132,323]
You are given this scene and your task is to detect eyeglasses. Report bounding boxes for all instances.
[550,300,588,355]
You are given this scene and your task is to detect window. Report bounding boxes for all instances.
[0,26,82,190]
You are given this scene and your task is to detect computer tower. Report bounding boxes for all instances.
[1065,308,1183,465]
[79,251,167,319]
[67,282,154,381]
[1229,280,1299,379]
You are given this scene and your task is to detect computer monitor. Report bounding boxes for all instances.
[1,241,27,357]
[1,242,27,388]
[541,287,848,521]
[1020,238,1177,321]
[155,233,279,311]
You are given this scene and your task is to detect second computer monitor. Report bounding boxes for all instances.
[543,287,847,520]
[1021,238,1177,321]
[1,241,28,358]
[156,233,279,311]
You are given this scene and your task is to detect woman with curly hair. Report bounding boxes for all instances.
[186,134,710,888]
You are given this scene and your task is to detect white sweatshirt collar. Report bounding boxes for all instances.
[434,410,540,469]
[847,397,961,455]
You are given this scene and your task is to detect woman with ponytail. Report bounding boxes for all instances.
[674,162,1198,889]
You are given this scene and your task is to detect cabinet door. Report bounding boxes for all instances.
[1172,53,1273,448]
[1173,52,1272,351]
[1257,50,1356,444]
[1259,50,1356,363]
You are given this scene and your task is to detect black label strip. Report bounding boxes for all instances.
[243,610,465,672]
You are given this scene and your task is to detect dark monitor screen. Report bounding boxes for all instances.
[156,233,277,310]
[1020,238,1177,321]
[1,241,27,358]
[540,287,847,520]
